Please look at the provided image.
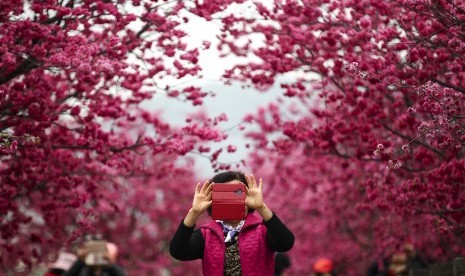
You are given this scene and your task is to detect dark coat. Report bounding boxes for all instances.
[63,260,125,276]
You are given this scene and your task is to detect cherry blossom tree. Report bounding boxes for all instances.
[218,0,465,274]
[76,155,205,275]
[0,0,241,274]
[4,0,465,274]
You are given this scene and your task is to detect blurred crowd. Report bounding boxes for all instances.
[273,242,428,276]
[43,238,427,276]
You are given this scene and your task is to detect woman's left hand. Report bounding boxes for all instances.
[245,174,264,210]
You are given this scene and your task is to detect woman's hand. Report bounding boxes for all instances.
[191,180,213,214]
[245,174,273,221]
[184,180,213,227]
[245,174,264,210]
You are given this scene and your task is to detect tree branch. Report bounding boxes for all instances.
[381,123,446,158]
[431,78,465,94]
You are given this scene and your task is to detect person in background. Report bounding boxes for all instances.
[63,241,125,276]
[275,252,291,276]
[169,171,295,276]
[44,252,77,276]
[366,243,428,276]
[312,257,336,276]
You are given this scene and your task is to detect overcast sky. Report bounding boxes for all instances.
[140,7,284,178]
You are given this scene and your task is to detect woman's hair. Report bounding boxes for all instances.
[209,171,248,187]
[207,171,254,216]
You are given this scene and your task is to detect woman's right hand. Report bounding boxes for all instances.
[191,180,213,214]
[184,181,213,227]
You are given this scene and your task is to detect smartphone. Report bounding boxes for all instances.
[211,183,247,220]
[84,240,108,266]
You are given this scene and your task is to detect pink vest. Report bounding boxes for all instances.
[200,213,275,276]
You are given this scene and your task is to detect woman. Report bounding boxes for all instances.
[169,171,295,276]
[63,242,125,276]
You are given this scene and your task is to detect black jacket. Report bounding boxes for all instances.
[63,259,125,276]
